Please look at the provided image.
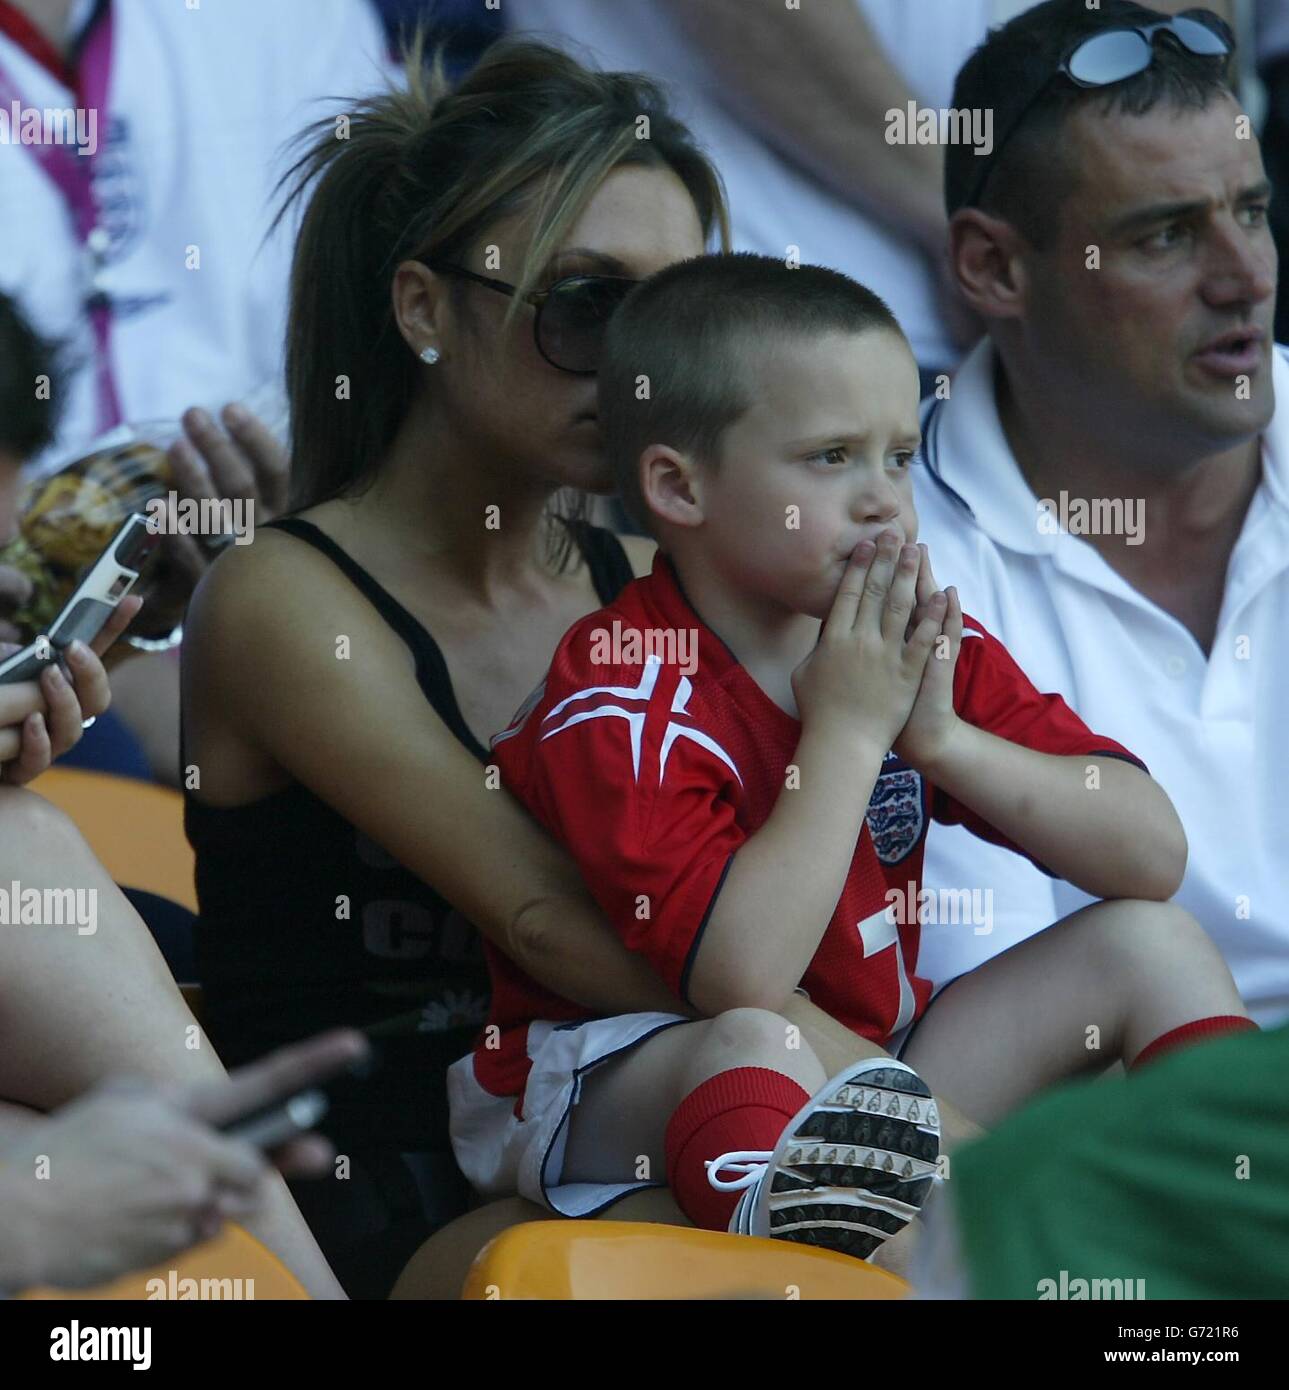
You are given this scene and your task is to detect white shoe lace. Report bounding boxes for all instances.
[705,1150,773,1191]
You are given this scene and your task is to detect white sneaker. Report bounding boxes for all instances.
[706,1059,942,1260]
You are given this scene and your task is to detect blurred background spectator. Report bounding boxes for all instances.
[0,0,391,782]
[373,0,502,79]
[507,0,1042,391]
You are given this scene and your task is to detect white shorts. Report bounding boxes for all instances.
[447,1012,689,1218]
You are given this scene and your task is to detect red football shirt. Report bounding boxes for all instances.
[474,555,1145,1102]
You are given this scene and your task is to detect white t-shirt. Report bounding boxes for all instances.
[0,0,391,469]
[507,0,1005,370]
[914,339,1289,1028]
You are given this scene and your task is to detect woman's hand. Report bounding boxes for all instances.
[0,594,142,784]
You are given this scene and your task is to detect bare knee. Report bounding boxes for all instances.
[1083,898,1218,976]
[689,1007,822,1084]
[707,1007,796,1057]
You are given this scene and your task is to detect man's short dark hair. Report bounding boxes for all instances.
[0,292,63,460]
[945,0,1237,246]
[599,253,905,534]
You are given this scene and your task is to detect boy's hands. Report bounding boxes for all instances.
[792,530,946,758]
[894,545,963,770]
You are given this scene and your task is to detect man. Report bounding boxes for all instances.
[913,0,1288,1027]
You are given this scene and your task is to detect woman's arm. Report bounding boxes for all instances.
[184,537,690,1019]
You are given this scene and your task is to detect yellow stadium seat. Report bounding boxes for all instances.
[28,766,197,913]
[462,1220,910,1300]
[19,1223,308,1300]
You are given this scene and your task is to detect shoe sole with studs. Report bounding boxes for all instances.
[748,1059,942,1261]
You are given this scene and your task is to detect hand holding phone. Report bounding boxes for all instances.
[188,1030,374,1165]
[0,514,157,686]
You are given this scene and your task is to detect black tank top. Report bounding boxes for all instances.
[186,517,635,1155]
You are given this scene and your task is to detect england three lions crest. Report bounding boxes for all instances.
[866,764,927,865]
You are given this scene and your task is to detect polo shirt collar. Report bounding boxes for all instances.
[923,336,1289,566]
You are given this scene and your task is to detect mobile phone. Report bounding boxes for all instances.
[220,1050,377,1152]
[223,1088,331,1151]
[0,513,158,685]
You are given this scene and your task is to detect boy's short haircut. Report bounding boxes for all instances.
[0,292,64,461]
[599,252,904,535]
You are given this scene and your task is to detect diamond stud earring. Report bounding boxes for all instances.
[419,346,440,365]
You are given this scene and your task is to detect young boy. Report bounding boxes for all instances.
[448,254,1253,1261]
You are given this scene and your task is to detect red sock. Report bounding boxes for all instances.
[664,1067,810,1231]
[1130,1015,1257,1070]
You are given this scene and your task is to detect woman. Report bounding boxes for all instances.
[183,37,871,1298]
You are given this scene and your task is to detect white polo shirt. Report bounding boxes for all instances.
[0,0,390,469]
[914,339,1289,1027]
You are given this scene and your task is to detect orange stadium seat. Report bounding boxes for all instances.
[28,766,197,913]
[462,1220,910,1300]
[19,1223,308,1301]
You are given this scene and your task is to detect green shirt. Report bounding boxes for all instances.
[950,1025,1289,1299]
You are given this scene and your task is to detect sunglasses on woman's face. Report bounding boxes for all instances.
[421,261,638,374]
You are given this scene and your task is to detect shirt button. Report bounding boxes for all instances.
[1165,654,1187,678]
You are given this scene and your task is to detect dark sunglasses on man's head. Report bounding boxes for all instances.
[421,261,637,374]
[963,9,1233,211]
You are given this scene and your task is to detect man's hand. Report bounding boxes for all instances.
[894,545,963,770]
[136,403,287,638]
[0,594,142,783]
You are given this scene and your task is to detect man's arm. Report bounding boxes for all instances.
[657,0,947,256]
